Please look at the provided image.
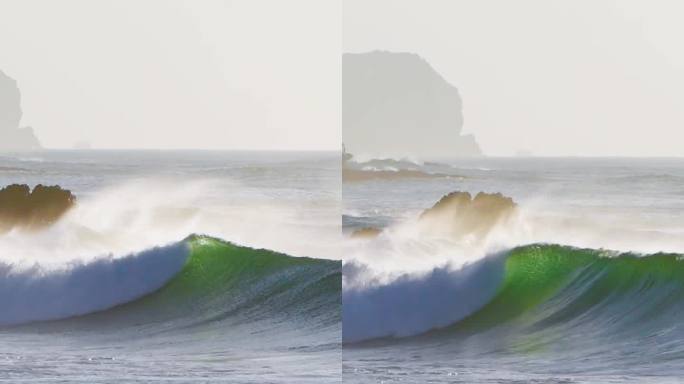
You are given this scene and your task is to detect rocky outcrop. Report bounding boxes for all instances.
[343,51,482,158]
[350,227,382,239]
[418,191,516,241]
[0,70,41,151]
[0,184,75,232]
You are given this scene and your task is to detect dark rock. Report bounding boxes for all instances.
[0,184,75,231]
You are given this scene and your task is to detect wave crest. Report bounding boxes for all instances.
[0,236,341,332]
[418,191,517,243]
[0,241,188,326]
[342,254,505,343]
[345,243,684,345]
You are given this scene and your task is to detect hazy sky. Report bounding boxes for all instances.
[0,0,340,150]
[344,0,684,156]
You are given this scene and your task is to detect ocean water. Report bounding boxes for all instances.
[343,157,684,383]
[0,150,341,383]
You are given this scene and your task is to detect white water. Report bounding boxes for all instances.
[0,241,188,325]
[343,253,505,342]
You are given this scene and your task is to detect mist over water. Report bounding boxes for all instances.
[0,150,341,263]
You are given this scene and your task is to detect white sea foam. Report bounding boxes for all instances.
[0,241,188,325]
[342,253,505,342]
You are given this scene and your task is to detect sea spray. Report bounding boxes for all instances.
[0,236,341,330]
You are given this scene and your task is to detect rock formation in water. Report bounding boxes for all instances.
[350,227,383,239]
[0,184,75,232]
[342,147,452,182]
[343,51,481,158]
[0,70,41,151]
[418,191,516,241]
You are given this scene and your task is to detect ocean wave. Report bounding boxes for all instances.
[344,243,684,346]
[0,236,341,330]
[343,254,505,342]
[0,241,188,325]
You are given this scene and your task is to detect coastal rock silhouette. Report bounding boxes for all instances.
[343,51,481,158]
[341,148,453,182]
[0,184,75,232]
[350,227,382,239]
[418,191,516,242]
[0,70,41,151]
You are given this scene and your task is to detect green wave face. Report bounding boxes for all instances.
[46,235,341,336]
[448,244,684,338]
[142,236,341,326]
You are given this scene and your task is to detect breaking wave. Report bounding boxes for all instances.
[1,236,340,331]
[344,243,684,347]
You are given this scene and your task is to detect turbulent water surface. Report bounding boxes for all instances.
[343,157,684,383]
[0,150,341,383]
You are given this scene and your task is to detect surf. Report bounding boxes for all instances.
[0,235,341,332]
[344,243,684,348]
[441,244,684,338]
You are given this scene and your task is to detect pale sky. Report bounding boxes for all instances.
[344,0,684,156]
[0,0,340,150]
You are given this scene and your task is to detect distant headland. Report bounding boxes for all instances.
[343,51,482,159]
[0,70,41,151]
